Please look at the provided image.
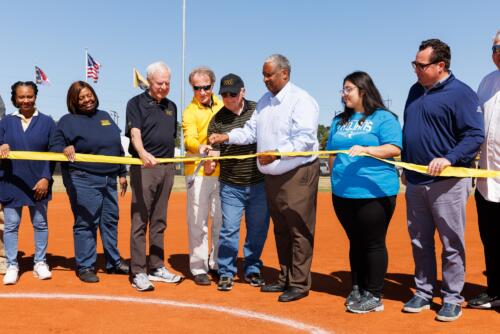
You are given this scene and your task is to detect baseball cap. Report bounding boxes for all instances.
[219,73,244,94]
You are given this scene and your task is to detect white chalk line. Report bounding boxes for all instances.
[0,293,332,334]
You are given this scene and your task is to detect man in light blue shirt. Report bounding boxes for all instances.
[209,54,320,302]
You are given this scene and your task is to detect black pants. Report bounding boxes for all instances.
[475,190,500,296]
[332,194,396,297]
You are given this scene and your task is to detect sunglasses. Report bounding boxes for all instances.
[221,92,238,98]
[411,60,440,71]
[193,85,212,91]
[493,45,500,54]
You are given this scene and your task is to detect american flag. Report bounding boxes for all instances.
[34,66,50,85]
[86,53,101,83]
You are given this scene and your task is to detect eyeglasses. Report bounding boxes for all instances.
[221,92,238,98]
[193,85,212,91]
[411,60,439,71]
[493,45,500,54]
[339,87,356,95]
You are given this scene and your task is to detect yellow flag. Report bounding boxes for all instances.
[133,68,149,90]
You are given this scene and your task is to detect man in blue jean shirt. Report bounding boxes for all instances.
[203,74,270,291]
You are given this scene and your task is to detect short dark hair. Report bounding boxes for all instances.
[66,81,99,114]
[11,81,38,108]
[419,38,451,70]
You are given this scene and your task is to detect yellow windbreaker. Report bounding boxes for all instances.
[182,94,223,176]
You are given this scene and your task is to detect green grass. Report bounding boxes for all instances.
[51,175,334,193]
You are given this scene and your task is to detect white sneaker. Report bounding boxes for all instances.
[148,267,183,283]
[33,262,52,280]
[132,273,154,292]
[3,265,19,285]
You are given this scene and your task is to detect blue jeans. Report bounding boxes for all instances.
[3,202,48,266]
[62,169,121,272]
[217,181,270,278]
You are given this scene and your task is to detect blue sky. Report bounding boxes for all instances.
[0,0,498,128]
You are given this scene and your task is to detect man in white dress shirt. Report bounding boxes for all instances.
[209,54,320,302]
[468,30,500,310]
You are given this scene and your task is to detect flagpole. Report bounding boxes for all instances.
[180,0,186,160]
[85,48,88,82]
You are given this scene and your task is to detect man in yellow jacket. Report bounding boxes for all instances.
[182,67,223,285]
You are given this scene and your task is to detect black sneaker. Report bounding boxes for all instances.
[347,291,384,313]
[217,276,234,291]
[106,261,130,275]
[78,268,99,283]
[345,285,362,306]
[436,303,462,322]
[245,273,265,287]
[468,292,500,309]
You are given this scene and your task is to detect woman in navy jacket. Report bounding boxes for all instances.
[0,81,55,285]
[50,81,128,283]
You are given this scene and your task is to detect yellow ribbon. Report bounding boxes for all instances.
[3,150,498,179]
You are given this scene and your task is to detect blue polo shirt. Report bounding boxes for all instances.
[326,109,402,198]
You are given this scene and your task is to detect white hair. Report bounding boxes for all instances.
[146,61,171,78]
[494,30,500,43]
[264,54,291,75]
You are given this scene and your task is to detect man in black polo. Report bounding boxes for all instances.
[0,94,4,275]
[125,61,182,291]
[203,74,270,291]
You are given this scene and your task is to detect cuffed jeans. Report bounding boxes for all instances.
[185,175,222,275]
[217,181,270,278]
[63,169,122,273]
[406,177,471,305]
[4,202,48,266]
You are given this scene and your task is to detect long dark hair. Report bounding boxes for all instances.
[338,71,394,126]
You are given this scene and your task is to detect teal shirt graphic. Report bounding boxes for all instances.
[326,109,402,198]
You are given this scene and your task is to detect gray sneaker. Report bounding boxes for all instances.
[148,267,183,284]
[403,295,431,313]
[436,303,462,322]
[345,285,362,306]
[347,291,384,313]
[132,273,154,292]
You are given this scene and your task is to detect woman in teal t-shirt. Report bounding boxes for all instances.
[326,71,402,314]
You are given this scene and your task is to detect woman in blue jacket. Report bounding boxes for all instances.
[0,81,55,285]
[50,81,128,283]
[326,71,402,313]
